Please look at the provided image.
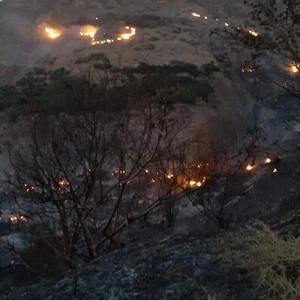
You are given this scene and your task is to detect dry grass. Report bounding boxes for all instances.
[219,222,300,300]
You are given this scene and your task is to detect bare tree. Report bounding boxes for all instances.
[177,119,260,229]
[3,90,187,269]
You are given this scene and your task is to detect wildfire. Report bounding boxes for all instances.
[24,183,34,193]
[58,179,70,194]
[44,27,61,39]
[248,30,259,37]
[264,158,272,164]
[166,173,174,179]
[188,180,202,188]
[242,68,254,73]
[79,25,98,38]
[91,26,136,46]
[291,65,299,73]
[59,179,69,186]
[10,215,27,223]
[191,12,201,18]
[118,27,136,41]
[246,164,254,171]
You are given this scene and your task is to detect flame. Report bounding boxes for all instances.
[45,27,61,39]
[92,38,115,45]
[10,215,27,222]
[273,168,277,173]
[264,158,271,164]
[249,30,259,37]
[10,216,18,222]
[191,12,201,18]
[291,65,299,73]
[79,25,98,38]
[242,68,254,73]
[118,27,136,40]
[188,180,202,188]
[246,164,254,171]
[59,179,69,186]
[24,183,34,193]
[91,26,136,45]
[224,23,229,27]
[58,179,70,193]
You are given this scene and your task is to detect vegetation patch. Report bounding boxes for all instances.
[220,223,300,300]
[0,60,219,121]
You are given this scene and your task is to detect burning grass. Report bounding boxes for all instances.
[219,223,300,300]
[44,27,61,39]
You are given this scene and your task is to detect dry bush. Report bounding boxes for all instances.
[219,223,300,300]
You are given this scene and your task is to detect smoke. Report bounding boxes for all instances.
[0,0,133,67]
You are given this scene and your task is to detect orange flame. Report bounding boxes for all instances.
[246,164,254,171]
[191,12,201,18]
[45,27,61,39]
[79,25,98,38]
[264,158,271,164]
[248,30,259,37]
[291,65,299,73]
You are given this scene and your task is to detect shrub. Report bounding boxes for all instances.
[150,36,160,42]
[187,81,214,102]
[49,68,71,82]
[6,106,22,123]
[112,62,200,77]
[0,85,18,111]
[220,223,300,300]
[75,53,109,64]
[93,62,111,70]
[201,62,221,76]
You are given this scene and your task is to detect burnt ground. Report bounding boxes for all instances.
[1,234,267,300]
[1,154,300,300]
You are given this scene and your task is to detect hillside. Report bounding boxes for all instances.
[1,1,300,299]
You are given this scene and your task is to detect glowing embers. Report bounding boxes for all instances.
[58,179,70,194]
[242,68,254,73]
[92,38,114,45]
[24,183,35,193]
[44,27,61,39]
[248,30,259,37]
[10,215,27,223]
[188,180,202,187]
